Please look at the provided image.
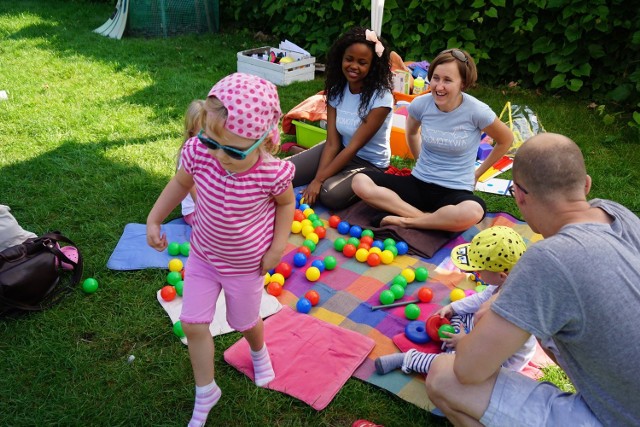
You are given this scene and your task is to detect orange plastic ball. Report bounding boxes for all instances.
[298,246,312,257]
[360,236,374,246]
[160,285,176,301]
[305,290,320,306]
[367,253,381,267]
[342,243,357,258]
[418,287,433,303]
[275,262,292,279]
[267,282,283,296]
[314,226,327,239]
[293,209,305,222]
[328,215,341,228]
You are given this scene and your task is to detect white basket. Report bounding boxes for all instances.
[237,46,315,86]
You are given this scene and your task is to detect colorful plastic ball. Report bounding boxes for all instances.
[298,246,311,257]
[173,321,185,338]
[305,266,321,282]
[438,324,457,339]
[179,242,191,257]
[168,258,183,273]
[355,248,369,263]
[301,224,315,237]
[379,289,395,305]
[275,262,292,279]
[311,259,325,272]
[302,239,317,253]
[390,284,405,299]
[167,242,180,256]
[464,289,477,297]
[305,290,320,306]
[175,280,184,296]
[270,273,285,286]
[349,225,363,238]
[369,246,382,255]
[299,203,310,212]
[405,303,421,320]
[342,244,357,258]
[314,226,326,239]
[384,245,398,257]
[392,274,408,288]
[334,237,347,251]
[383,238,396,248]
[307,213,319,222]
[181,269,185,279]
[347,237,360,247]
[311,219,324,228]
[267,281,283,296]
[366,253,381,267]
[396,241,409,255]
[300,219,312,229]
[293,252,308,267]
[303,208,314,218]
[360,235,373,246]
[324,256,338,270]
[296,192,304,202]
[357,242,371,251]
[293,210,305,222]
[418,287,433,303]
[379,250,395,264]
[296,297,312,313]
[328,215,341,228]
[450,288,466,302]
[291,221,303,234]
[475,284,487,293]
[264,272,271,285]
[160,285,177,301]
[414,267,429,282]
[372,240,385,250]
[337,221,350,235]
[306,232,319,244]
[167,271,182,286]
[361,229,374,238]
[401,268,416,284]
[81,277,99,293]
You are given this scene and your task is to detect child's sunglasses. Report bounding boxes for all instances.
[197,126,272,160]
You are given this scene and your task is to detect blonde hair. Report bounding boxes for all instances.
[201,96,279,155]
[177,100,205,169]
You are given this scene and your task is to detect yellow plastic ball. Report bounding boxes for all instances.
[303,208,315,218]
[264,272,271,285]
[291,220,303,234]
[168,258,183,272]
[355,248,370,263]
[401,268,416,284]
[305,266,321,282]
[306,232,319,244]
[300,219,313,228]
[301,225,315,237]
[380,250,395,264]
[369,247,382,255]
[450,288,466,302]
[270,273,285,286]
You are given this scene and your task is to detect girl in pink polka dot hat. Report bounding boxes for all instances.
[147,72,295,426]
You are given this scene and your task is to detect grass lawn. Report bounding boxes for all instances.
[1,1,638,426]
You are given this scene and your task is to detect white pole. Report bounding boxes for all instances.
[371,0,384,36]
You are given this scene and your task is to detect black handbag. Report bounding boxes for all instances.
[0,232,83,317]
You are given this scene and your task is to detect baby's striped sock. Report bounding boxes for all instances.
[250,344,275,387]
[402,349,438,374]
[188,379,221,427]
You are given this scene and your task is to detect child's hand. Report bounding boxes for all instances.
[434,304,454,319]
[441,326,467,350]
[260,247,281,275]
[146,223,167,251]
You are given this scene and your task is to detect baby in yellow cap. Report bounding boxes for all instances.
[375,226,536,376]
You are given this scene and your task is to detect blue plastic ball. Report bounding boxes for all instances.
[296,192,304,202]
[293,252,308,267]
[372,240,385,250]
[337,221,350,235]
[299,203,310,211]
[349,225,363,238]
[311,259,325,272]
[396,241,409,255]
[296,297,312,314]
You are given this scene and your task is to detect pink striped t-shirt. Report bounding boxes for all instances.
[181,136,295,275]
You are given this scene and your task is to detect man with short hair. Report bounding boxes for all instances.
[425,133,640,426]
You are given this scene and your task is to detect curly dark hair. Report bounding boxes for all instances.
[325,26,393,121]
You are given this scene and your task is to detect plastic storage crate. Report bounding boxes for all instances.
[292,120,327,148]
[237,46,315,86]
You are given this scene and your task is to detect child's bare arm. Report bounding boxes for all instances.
[261,184,295,274]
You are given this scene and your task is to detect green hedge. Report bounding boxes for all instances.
[222,0,639,126]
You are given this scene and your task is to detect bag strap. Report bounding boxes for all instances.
[0,232,84,314]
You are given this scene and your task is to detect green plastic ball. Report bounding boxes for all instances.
[179,242,190,257]
[390,284,405,299]
[334,237,347,251]
[175,280,184,296]
[379,289,395,305]
[347,237,360,247]
[82,277,99,294]
[361,229,374,238]
[438,324,457,339]
[405,303,421,320]
[392,274,408,288]
[167,242,180,256]
[324,256,338,270]
[383,238,396,248]
[311,219,324,228]
[167,271,182,286]
[475,284,487,293]
[173,321,185,338]
[307,213,319,222]
[302,239,316,253]
[414,267,429,282]
[384,245,398,257]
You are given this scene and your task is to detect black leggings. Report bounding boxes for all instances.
[287,142,386,210]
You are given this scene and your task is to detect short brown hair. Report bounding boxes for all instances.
[427,48,478,90]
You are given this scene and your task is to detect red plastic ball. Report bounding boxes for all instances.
[360,236,374,246]
[305,290,320,306]
[160,285,176,301]
[267,282,283,296]
[366,253,381,267]
[293,209,305,222]
[418,287,434,303]
[297,246,311,257]
[328,215,341,228]
[275,262,292,279]
[342,243,357,258]
[357,242,371,251]
[314,226,327,239]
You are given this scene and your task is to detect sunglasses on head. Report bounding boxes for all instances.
[197,126,272,160]
[442,48,469,64]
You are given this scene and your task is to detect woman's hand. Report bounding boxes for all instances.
[302,178,323,205]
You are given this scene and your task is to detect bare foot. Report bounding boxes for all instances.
[380,215,406,227]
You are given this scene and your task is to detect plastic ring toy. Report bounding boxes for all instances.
[405,320,430,344]
[426,314,451,342]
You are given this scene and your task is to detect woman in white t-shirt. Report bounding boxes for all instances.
[352,49,513,232]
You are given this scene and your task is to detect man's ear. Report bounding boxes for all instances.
[585,174,592,195]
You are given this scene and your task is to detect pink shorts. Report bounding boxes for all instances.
[179,253,263,332]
